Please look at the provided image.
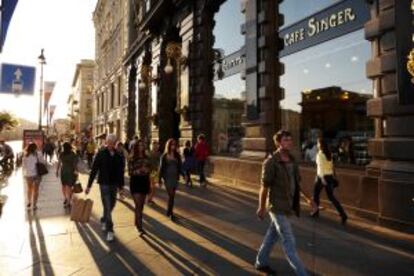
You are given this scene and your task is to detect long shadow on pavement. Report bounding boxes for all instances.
[118,198,255,275]
[74,220,155,275]
[28,213,55,276]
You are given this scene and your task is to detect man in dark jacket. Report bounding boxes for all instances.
[255,130,308,276]
[86,133,125,242]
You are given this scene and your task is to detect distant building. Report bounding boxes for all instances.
[281,109,301,158]
[93,0,128,141]
[300,86,373,139]
[52,118,71,139]
[68,60,94,136]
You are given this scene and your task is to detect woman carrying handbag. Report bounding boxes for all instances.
[310,138,348,225]
[22,143,46,211]
[56,142,79,208]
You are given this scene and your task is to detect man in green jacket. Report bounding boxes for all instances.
[255,130,308,276]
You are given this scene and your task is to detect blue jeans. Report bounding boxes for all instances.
[256,213,308,276]
[99,185,118,232]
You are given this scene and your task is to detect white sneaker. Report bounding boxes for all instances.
[106,231,114,242]
[101,222,106,231]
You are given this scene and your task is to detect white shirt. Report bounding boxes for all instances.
[316,151,334,177]
[23,151,45,177]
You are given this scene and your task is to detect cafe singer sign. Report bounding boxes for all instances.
[279,0,370,57]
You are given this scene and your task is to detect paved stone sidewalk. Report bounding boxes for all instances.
[0,161,413,276]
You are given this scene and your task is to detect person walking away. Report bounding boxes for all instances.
[43,139,55,163]
[194,134,209,187]
[128,140,151,235]
[310,138,348,225]
[255,130,308,276]
[22,143,46,211]
[86,134,125,242]
[159,138,183,221]
[147,140,161,205]
[86,139,96,169]
[182,140,195,187]
[116,142,129,166]
[56,142,78,208]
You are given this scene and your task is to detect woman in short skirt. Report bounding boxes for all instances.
[128,139,151,235]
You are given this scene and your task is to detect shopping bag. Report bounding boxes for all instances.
[80,198,93,223]
[70,197,94,223]
[70,197,84,222]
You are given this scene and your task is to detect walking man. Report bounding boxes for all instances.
[86,134,125,242]
[194,134,209,186]
[255,130,308,276]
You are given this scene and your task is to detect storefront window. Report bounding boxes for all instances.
[281,0,342,27]
[281,7,373,166]
[212,0,245,156]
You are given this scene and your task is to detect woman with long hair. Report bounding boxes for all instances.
[128,139,151,235]
[56,142,78,208]
[159,138,183,221]
[311,138,348,225]
[22,142,45,210]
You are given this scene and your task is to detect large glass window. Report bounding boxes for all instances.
[212,0,245,156]
[281,0,342,26]
[281,29,373,166]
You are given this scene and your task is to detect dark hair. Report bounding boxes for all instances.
[273,130,292,146]
[62,142,73,155]
[132,139,146,159]
[185,140,191,147]
[197,134,205,141]
[164,138,178,155]
[25,143,37,157]
[318,138,332,161]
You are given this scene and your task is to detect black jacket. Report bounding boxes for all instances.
[87,148,125,189]
[158,152,183,183]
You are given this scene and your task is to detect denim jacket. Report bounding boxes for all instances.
[261,150,301,216]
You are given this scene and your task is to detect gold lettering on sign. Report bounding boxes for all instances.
[308,8,356,37]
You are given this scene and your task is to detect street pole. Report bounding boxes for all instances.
[38,49,46,131]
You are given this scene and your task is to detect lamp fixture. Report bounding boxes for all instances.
[164,42,187,74]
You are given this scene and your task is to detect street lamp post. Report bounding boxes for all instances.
[38,49,46,131]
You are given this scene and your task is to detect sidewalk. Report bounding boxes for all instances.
[0,161,413,275]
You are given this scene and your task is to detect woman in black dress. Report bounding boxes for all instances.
[128,140,151,235]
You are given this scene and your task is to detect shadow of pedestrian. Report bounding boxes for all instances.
[74,221,155,275]
[117,198,254,274]
[28,213,55,276]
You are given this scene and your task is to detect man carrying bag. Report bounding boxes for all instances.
[85,134,125,242]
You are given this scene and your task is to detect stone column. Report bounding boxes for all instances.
[188,1,217,146]
[126,63,137,140]
[365,0,414,229]
[178,12,194,145]
[241,0,284,159]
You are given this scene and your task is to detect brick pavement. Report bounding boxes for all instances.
[0,161,413,276]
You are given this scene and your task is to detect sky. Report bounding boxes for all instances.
[0,0,97,123]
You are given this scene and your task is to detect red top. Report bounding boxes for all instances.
[195,141,209,161]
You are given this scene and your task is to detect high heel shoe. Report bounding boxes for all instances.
[341,215,348,226]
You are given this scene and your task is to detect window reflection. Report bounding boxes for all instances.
[281,30,373,166]
[212,0,245,156]
[281,0,342,27]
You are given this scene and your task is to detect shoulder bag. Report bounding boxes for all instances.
[36,154,48,176]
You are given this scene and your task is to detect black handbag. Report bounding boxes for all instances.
[36,155,48,176]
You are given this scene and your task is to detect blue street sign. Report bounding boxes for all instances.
[0,63,36,95]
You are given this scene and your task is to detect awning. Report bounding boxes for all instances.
[1,0,19,52]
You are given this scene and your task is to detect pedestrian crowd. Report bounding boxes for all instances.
[13,128,348,275]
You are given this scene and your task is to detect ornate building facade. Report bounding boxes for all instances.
[68,59,95,136]
[92,0,129,141]
[93,0,414,231]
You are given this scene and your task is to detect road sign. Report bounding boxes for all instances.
[0,63,36,95]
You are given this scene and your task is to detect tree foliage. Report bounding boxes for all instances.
[0,112,19,133]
